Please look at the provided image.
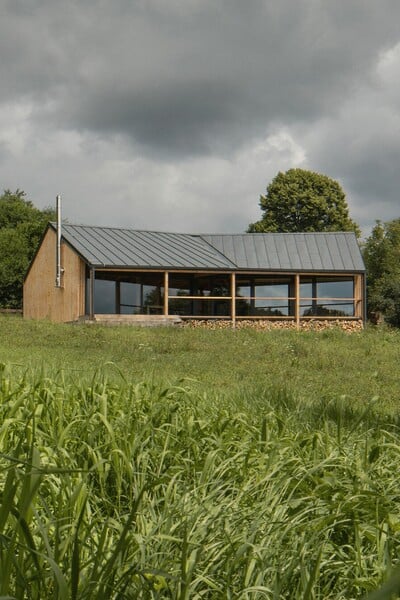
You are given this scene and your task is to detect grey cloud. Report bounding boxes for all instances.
[70,80,238,156]
[1,0,400,235]
[2,0,400,158]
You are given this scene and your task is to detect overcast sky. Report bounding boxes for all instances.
[1,0,399,237]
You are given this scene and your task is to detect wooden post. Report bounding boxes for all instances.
[354,274,362,319]
[89,268,95,320]
[231,272,236,329]
[115,280,121,314]
[140,284,145,314]
[164,271,169,316]
[250,279,255,315]
[311,277,317,315]
[295,273,300,330]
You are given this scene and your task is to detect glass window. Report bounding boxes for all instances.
[94,279,115,314]
[120,282,141,314]
[236,276,293,316]
[86,272,164,315]
[169,298,230,317]
[169,274,231,301]
[143,285,163,314]
[300,277,355,317]
[317,279,353,299]
[168,274,192,297]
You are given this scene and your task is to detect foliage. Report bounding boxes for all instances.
[248,169,360,235]
[363,219,400,327]
[0,190,55,308]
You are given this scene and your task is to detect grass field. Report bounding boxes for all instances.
[1,316,400,598]
[1,316,400,412]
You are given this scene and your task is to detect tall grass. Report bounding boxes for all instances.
[1,363,400,598]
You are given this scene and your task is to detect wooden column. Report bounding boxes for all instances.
[164,271,169,316]
[354,274,362,319]
[311,278,317,315]
[89,268,95,320]
[250,280,255,314]
[115,280,121,314]
[231,272,236,329]
[295,274,300,329]
[140,284,145,314]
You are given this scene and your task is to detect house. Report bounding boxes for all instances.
[23,223,366,326]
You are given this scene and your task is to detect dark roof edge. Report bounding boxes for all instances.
[91,265,365,274]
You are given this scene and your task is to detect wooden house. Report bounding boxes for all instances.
[23,223,366,326]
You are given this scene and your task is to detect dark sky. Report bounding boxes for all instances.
[1,0,400,236]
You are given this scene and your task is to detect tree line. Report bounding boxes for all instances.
[0,172,399,326]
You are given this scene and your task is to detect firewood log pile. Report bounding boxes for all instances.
[182,319,363,332]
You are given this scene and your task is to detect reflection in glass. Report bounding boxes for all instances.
[236,276,293,316]
[169,298,230,317]
[300,277,354,317]
[94,280,115,314]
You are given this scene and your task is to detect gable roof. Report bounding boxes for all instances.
[51,223,365,272]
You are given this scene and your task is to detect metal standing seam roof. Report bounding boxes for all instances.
[55,224,236,270]
[53,224,365,272]
[201,233,365,272]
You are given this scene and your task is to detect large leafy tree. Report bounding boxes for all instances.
[248,168,360,235]
[0,190,55,308]
[363,219,400,327]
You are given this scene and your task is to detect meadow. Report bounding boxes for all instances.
[0,316,400,599]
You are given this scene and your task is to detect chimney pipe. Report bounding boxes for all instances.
[55,194,63,287]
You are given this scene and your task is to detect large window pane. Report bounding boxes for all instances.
[236,276,293,316]
[143,285,163,314]
[168,274,192,297]
[94,279,115,314]
[87,272,164,315]
[169,274,231,298]
[300,277,355,317]
[120,282,141,314]
[316,279,353,299]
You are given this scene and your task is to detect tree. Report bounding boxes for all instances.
[0,190,55,308]
[247,169,360,235]
[363,219,400,327]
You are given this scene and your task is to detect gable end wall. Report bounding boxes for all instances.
[23,228,85,322]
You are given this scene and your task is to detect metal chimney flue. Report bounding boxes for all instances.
[55,194,63,288]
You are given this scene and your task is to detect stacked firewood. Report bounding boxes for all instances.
[183,319,364,332]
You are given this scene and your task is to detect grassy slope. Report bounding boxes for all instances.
[0,316,399,413]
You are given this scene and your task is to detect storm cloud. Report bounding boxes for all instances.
[1,0,399,234]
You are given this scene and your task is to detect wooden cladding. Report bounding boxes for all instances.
[24,228,85,322]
